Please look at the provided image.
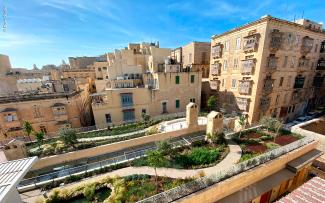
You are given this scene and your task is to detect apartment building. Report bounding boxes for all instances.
[210,15,325,124]
[91,42,202,127]
[0,90,86,141]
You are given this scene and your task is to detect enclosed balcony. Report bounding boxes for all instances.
[211,44,222,58]
[210,63,221,76]
[52,103,68,121]
[313,73,324,88]
[243,33,260,52]
[269,29,283,51]
[294,75,305,89]
[266,56,278,71]
[260,97,270,111]
[263,76,274,94]
[301,36,314,54]
[317,58,325,70]
[236,97,249,111]
[209,80,220,90]
[120,93,133,108]
[241,59,255,75]
[238,80,252,95]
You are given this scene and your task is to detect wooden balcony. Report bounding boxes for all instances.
[241,59,255,75]
[301,36,314,54]
[238,80,252,95]
[243,34,260,52]
[266,56,278,71]
[269,29,283,51]
[236,97,249,111]
[211,44,222,58]
[210,63,221,76]
[263,77,274,94]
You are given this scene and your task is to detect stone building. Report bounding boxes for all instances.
[68,56,99,69]
[0,54,11,75]
[0,91,86,141]
[91,42,202,127]
[210,15,325,124]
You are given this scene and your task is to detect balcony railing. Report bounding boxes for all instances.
[210,63,221,75]
[269,30,283,51]
[317,59,325,70]
[210,80,220,90]
[238,80,252,95]
[266,56,278,70]
[211,45,222,58]
[241,59,255,75]
[263,78,274,94]
[301,36,314,54]
[236,97,249,111]
[243,34,259,52]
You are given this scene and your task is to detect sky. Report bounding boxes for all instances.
[0,0,324,69]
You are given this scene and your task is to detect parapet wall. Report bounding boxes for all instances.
[31,125,205,171]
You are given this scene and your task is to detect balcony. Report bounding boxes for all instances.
[269,30,283,51]
[243,34,260,52]
[236,97,249,111]
[297,57,310,71]
[53,111,68,121]
[209,80,220,90]
[266,56,278,71]
[210,63,221,76]
[260,97,271,111]
[238,80,252,95]
[241,59,255,75]
[211,44,222,58]
[301,36,314,54]
[108,79,143,89]
[317,59,325,70]
[263,77,274,94]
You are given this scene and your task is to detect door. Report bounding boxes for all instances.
[162,102,167,114]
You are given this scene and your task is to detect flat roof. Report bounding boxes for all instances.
[0,157,38,203]
[287,149,323,173]
[276,177,325,203]
[217,169,295,203]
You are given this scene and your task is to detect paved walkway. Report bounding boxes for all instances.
[78,129,147,142]
[21,140,241,202]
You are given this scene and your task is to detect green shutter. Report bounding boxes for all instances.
[175,76,180,84]
[176,100,180,108]
[191,75,195,83]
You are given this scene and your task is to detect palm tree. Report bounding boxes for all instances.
[22,121,33,141]
[34,131,44,150]
[146,150,166,193]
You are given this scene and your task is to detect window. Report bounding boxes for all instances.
[231,79,237,88]
[142,109,146,114]
[290,56,296,68]
[233,58,238,69]
[123,110,135,121]
[106,76,109,79]
[190,98,196,103]
[33,105,42,118]
[294,76,305,89]
[175,99,180,108]
[225,41,229,51]
[162,102,168,113]
[103,67,107,70]
[5,114,13,122]
[236,37,241,49]
[279,77,284,87]
[40,126,47,133]
[223,60,228,71]
[222,79,225,87]
[120,93,133,107]
[105,114,112,123]
[98,67,102,72]
[190,75,195,83]
[175,75,180,84]
[283,56,288,68]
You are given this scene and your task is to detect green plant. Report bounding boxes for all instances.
[156,140,173,156]
[83,184,96,201]
[34,131,44,150]
[188,147,220,165]
[145,126,159,135]
[238,115,246,138]
[58,127,78,149]
[207,95,217,111]
[146,150,167,192]
[141,113,151,124]
[22,120,33,141]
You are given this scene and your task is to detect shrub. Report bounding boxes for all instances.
[42,144,55,155]
[191,140,207,147]
[145,126,159,135]
[54,141,66,154]
[156,140,173,156]
[260,135,272,141]
[83,184,96,201]
[266,142,280,150]
[188,147,220,165]
[58,127,78,149]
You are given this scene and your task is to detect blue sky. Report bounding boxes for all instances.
[0,0,324,69]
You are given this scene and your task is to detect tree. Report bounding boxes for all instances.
[58,127,78,149]
[146,150,166,193]
[238,115,246,138]
[207,96,217,111]
[273,119,283,142]
[156,140,172,156]
[259,116,274,132]
[34,131,44,150]
[141,112,151,125]
[22,121,33,141]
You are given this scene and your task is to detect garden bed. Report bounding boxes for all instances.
[233,128,303,162]
[132,139,229,169]
[40,174,191,203]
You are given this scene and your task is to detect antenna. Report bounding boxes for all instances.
[2,1,7,32]
[293,14,296,22]
[301,10,304,19]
